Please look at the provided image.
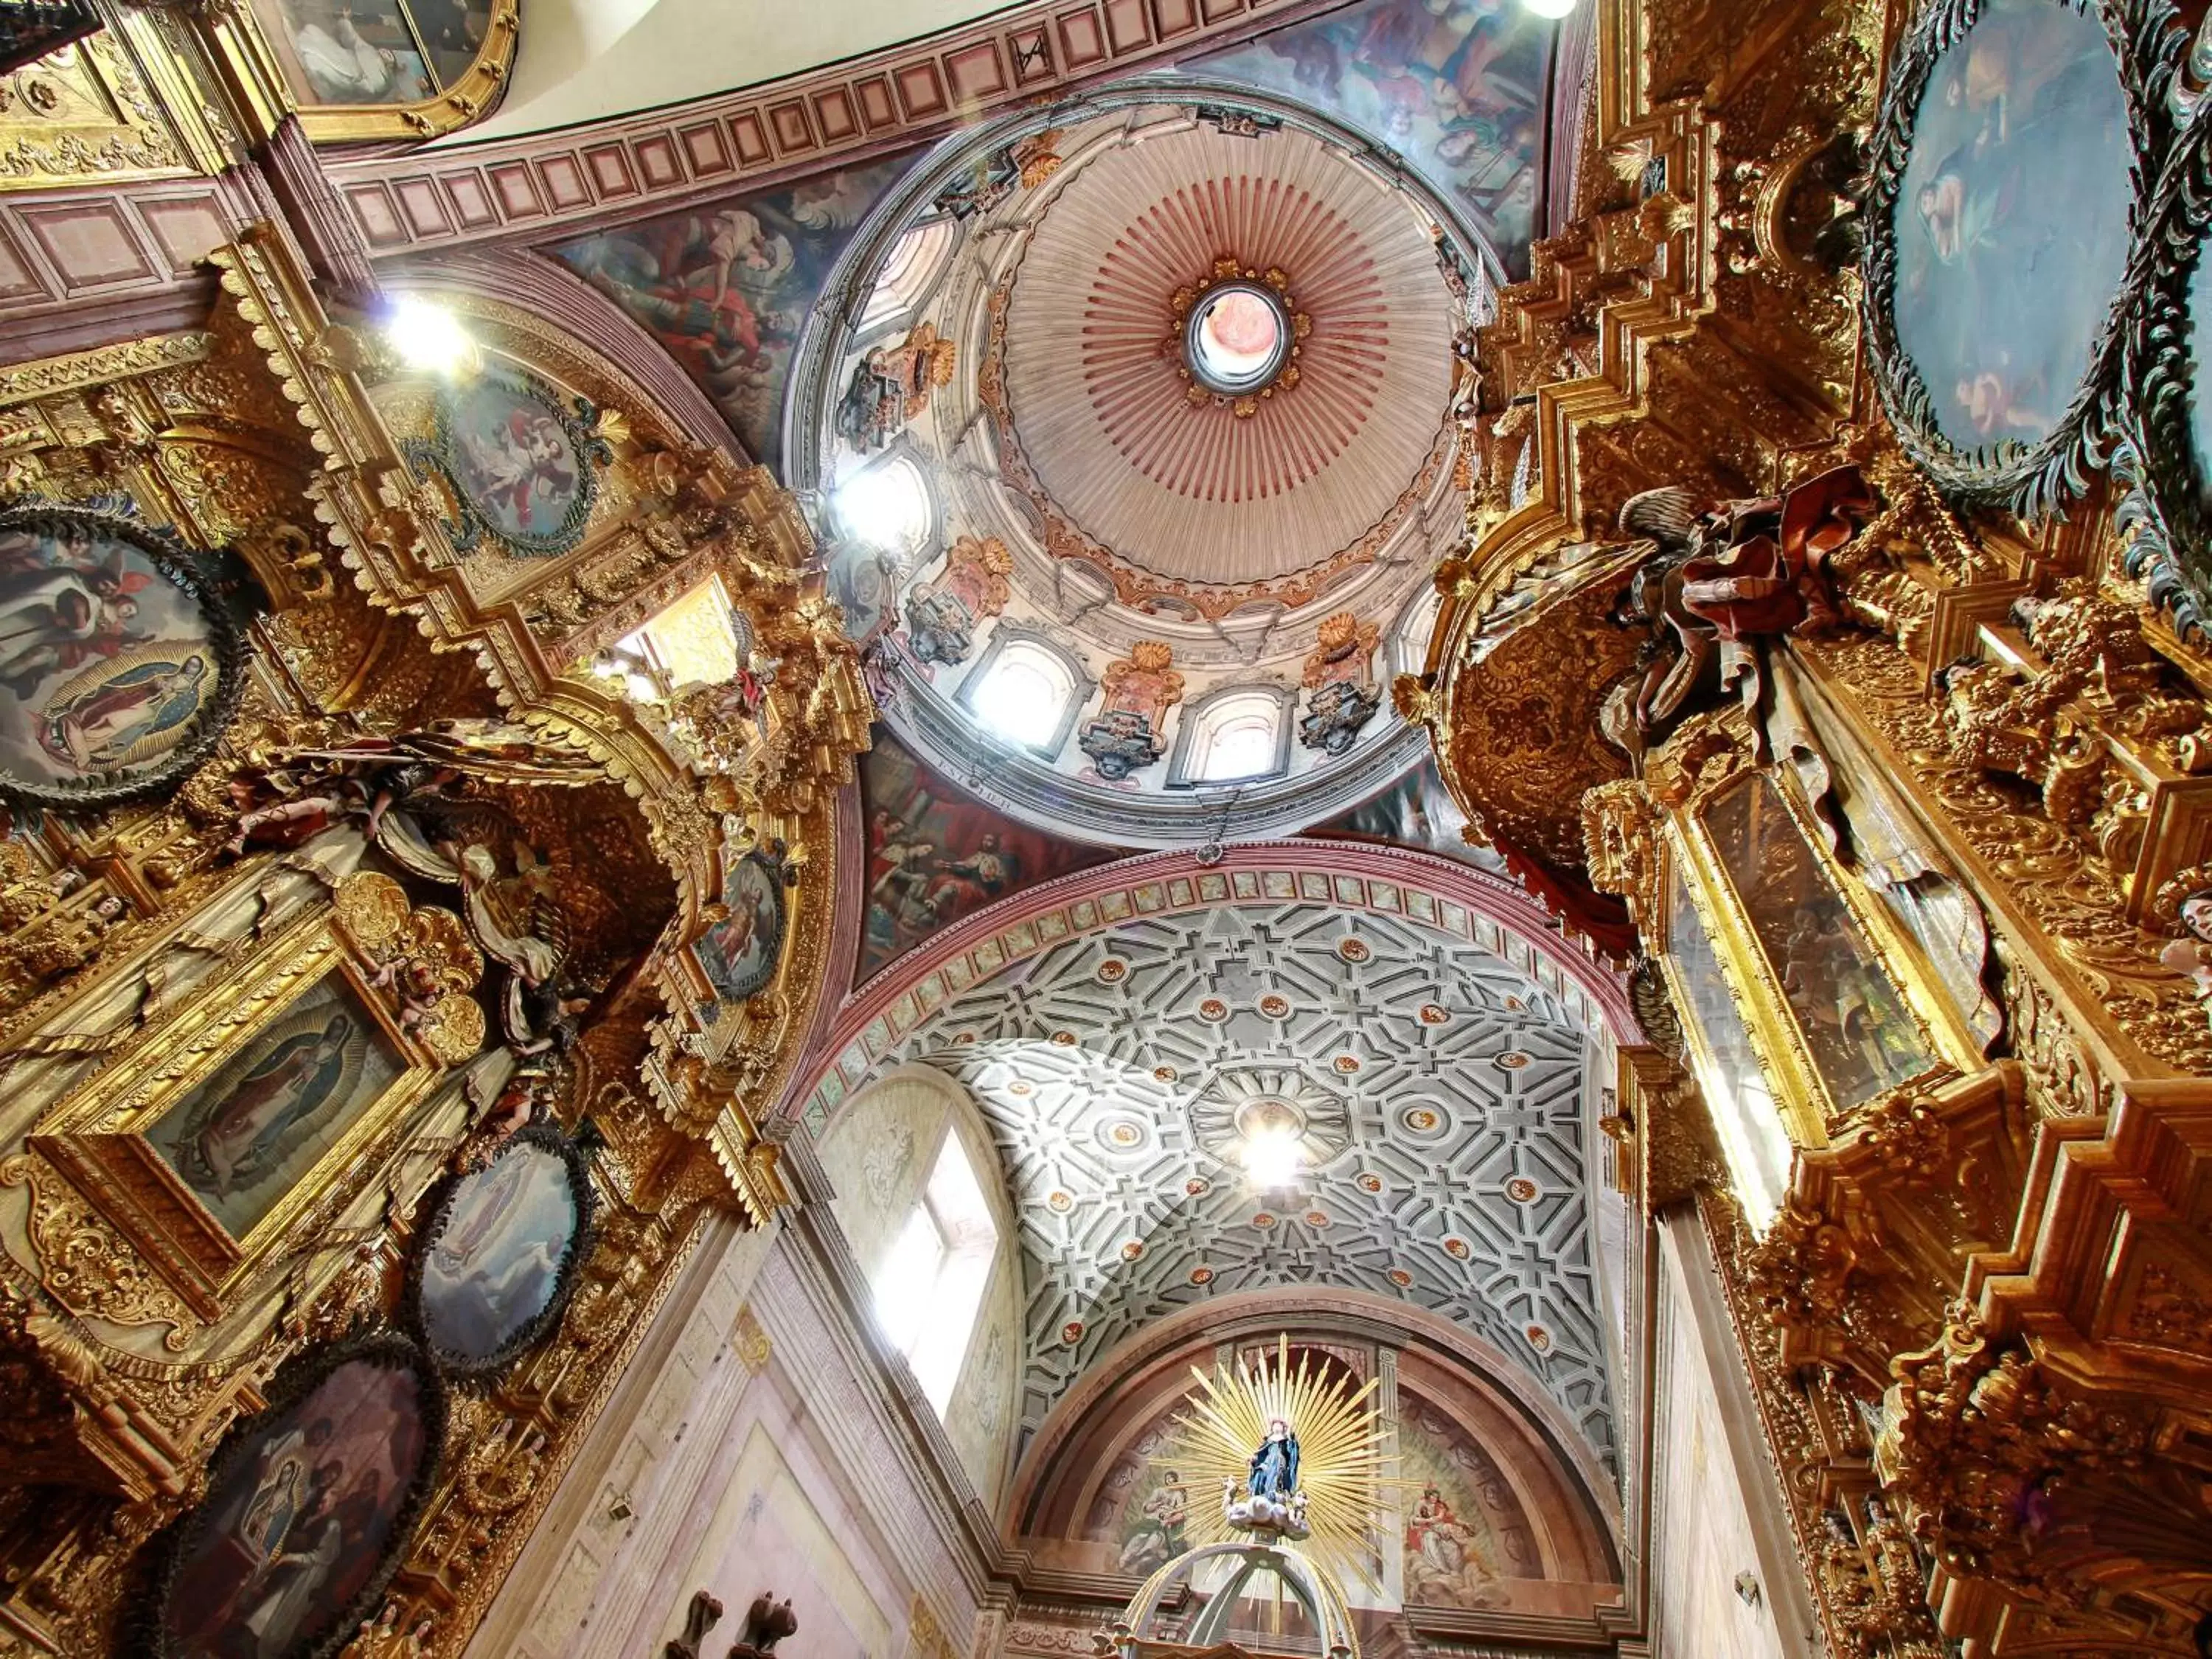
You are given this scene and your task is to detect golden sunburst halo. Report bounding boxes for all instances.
[1160,1334,1393,1587]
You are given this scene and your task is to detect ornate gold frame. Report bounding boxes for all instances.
[1651,717,1983,1150]
[26,900,447,1317]
[190,0,519,142]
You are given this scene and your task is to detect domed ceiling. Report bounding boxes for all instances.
[792,94,1481,849]
[992,120,1457,612]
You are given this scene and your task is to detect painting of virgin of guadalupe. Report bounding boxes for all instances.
[150,1335,445,1659]
[144,975,406,1239]
[691,849,787,1005]
[0,508,243,807]
[1888,0,2132,453]
[436,370,595,554]
[408,1127,591,1372]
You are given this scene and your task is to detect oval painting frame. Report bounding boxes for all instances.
[140,1332,448,1659]
[690,848,788,1006]
[0,504,248,810]
[431,366,603,557]
[1860,0,2171,515]
[2121,103,2212,636]
[403,1124,594,1377]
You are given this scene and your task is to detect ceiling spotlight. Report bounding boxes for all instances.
[1241,1122,1304,1192]
[381,294,477,377]
[1520,0,1580,15]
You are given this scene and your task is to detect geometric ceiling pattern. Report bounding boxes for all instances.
[832,898,1616,1464]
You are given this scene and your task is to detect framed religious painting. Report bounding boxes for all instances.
[196,0,518,142]
[1658,743,1983,1147]
[1860,0,2172,513]
[2120,99,2212,636]
[137,1331,447,1659]
[403,1124,594,1377]
[26,903,449,1316]
[690,847,787,1006]
[410,362,612,559]
[0,505,248,810]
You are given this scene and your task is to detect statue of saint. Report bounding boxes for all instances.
[1248,1416,1300,1502]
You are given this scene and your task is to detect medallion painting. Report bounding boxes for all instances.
[1703,774,1936,1112]
[692,849,786,1006]
[555,159,910,467]
[0,507,243,809]
[860,732,1117,983]
[1197,0,1554,276]
[147,1337,445,1659]
[422,367,607,557]
[142,974,406,1241]
[1881,0,2132,460]
[408,1126,591,1374]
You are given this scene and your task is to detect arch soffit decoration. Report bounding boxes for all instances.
[799,839,1639,1116]
[1005,1287,1627,1567]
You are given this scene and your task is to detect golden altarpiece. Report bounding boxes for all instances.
[0,219,868,1656]
[1398,0,2212,1651]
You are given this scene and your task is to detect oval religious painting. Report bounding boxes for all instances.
[1868,0,2138,501]
[406,1125,592,1375]
[435,369,599,555]
[145,1334,445,1659]
[690,849,787,1006]
[0,506,245,809]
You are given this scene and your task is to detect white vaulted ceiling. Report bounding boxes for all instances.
[822,896,1620,1466]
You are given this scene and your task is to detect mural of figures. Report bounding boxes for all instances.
[413,1132,588,1371]
[1889,0,2129,452]
[1704,773,1935,1110]
[145,976,405,1239]
[556,159,911,467]
[1116,1467,1192,1576]
[859,733,1116,981]
[251,0,436,103]
[692,849,787,1004]
[1198,0,1557,276]
[153,1341,441,1659]
[1397,1399,1512,1608]
[0,512,237,804]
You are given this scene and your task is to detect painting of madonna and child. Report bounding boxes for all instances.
[156,1351,434,1659]
[1890,0,2132,453]
[143,975,406,1242]
[0,518,227,797]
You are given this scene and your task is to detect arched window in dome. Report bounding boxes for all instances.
[858,220,960,335]
[1169,686,1295,788]
[831,453,934,558]
[955,628,1091,761]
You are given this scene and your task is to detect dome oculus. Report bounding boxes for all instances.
[1186,282,1292,394]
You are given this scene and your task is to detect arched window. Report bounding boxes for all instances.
[832,453,933,557]
[858,220,960,334]
[1169,687,1292,787]
[956,631,1088,760]
[870,1132,999,1410]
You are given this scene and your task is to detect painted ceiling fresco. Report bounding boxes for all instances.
[859,730,1120,985]
[830,896,1616,1463]
[1316,756,1510,875]
[1194,0,1558,276]
[553,157,910,467]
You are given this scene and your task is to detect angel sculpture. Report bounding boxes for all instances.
[1600,465,1877,759]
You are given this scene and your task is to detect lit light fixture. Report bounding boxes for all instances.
[1239,1099,1306,1192]
[382,294,478,377]
[1520,0,1579,17]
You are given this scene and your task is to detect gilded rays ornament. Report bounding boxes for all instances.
[1164,1335,1389,1585]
